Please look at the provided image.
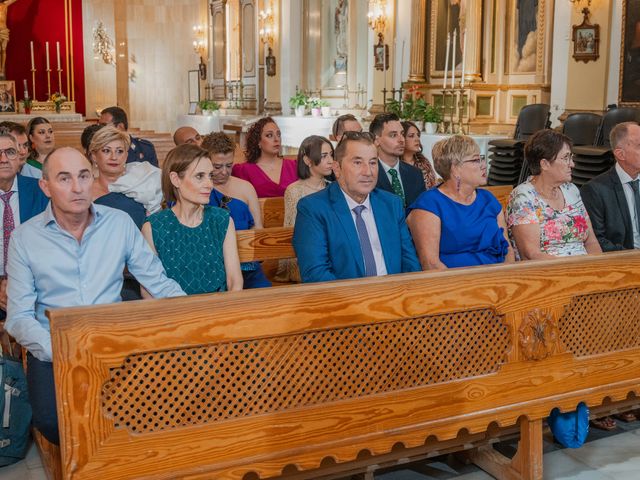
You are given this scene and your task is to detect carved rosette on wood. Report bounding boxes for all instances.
[518,309,564,361]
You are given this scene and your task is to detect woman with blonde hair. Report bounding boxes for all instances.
[142,144,243,294]
[407,134,513,269]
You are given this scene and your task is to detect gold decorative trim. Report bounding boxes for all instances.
[519,309,564,361]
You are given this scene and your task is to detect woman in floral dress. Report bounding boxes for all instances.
[507,129,601,260]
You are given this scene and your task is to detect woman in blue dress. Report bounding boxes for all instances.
[142,144,243,294]
[407,135,514,269]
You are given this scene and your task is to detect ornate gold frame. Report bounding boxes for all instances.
[572,8,599,63]
[619,0,640,106]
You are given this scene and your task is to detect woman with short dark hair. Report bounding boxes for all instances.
[506,129,601,260]
[275,135,334,282]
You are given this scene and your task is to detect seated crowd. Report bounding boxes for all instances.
[0,107,638,445]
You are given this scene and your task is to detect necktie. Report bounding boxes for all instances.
[389,168,405,205]
[1,192,14,274]
[629,179,640,232]
[352,205,377,277]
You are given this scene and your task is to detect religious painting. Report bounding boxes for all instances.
[508,0,539,73]
[619,0,640,105]
[572,10,599,63]
[0,81,16,113]
[374,35,389,71]
[430,0,466,78]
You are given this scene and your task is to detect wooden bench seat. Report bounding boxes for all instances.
[47,251,640,479]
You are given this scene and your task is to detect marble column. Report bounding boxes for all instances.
[408,0,427,82]
[462,0,483,85]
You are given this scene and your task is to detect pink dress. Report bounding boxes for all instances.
[232,159,298,198]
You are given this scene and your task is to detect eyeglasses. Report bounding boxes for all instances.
[336,131,375,148]
[218,195,232,211]
[556,153,575,165]
[461,155,486,166]
[0,148,17,160]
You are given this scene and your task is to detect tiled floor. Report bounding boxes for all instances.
[2,425,640,479]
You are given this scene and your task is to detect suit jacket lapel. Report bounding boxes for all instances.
[17,175,30,224]
[610,169,633,235]
[328,183,365,276]
[370,189,392,273]
[376,160,392,190]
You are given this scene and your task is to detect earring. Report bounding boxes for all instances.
[455,175,461,192]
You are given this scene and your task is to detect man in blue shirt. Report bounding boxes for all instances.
[6,147,184,445]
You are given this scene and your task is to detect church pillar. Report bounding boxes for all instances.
[462,0,483,85]
[408,0,427,83]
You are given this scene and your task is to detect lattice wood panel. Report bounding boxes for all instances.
[559,287,640,357]
[102,309,510,434]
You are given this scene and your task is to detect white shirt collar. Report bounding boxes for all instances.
[340,187,371,210]
[616,162,639,184]
[379,158,400,173]
[0,176,19,195]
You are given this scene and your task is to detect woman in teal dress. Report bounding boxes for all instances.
[142,144,243,294]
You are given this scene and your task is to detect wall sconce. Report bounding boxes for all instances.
[192,25,207,55]
[92,21,115,65]
[367,0,389,42]
[259,2,275,46]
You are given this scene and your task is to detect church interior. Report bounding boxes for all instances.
[1,0,640,479]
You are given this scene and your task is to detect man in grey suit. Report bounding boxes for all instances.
[581,122,640,251]
[370,113,425,207]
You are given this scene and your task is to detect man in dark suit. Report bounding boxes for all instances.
[581,122,640,252]
[293,132,421,283]
[99,106,159,167]
[0,133,48,318]
[370,113,425,207]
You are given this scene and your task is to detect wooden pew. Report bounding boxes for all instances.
[49,251,640,479]
[258,185,513,228]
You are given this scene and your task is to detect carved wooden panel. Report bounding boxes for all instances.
[212,2,226,79]
[519,309,563,361]
[102,308,510,434]
[241,0,256,77]
[559,287,640,357]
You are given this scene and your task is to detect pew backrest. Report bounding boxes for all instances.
[49,251,640,479]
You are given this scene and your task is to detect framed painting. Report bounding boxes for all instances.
[0,81,16,113]
[572,10,599,63]
[429,0,464,80]
[507,0,542,74]
[619,0,640,106]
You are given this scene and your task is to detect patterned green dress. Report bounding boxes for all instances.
[147,206,230,294]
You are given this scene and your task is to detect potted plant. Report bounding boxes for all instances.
[50,92,66,114]
[385,98,402,118]
[319,99,332,118]
[289,91,308,117]
[22,97,32,115]
[423,105,443,134]
[308,97,322,117]
[198,100,220,116]
[412,97,429,131]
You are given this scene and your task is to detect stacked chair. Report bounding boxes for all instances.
[487,104,550,186]
[571,107,640,187]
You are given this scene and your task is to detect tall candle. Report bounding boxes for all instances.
[451,29,457,89]
[461,29,467,88]
[45,41,50,70]
[56,42,61,70]
[443,32,450,89]
[30,41,34,70]
[23,79,28,98]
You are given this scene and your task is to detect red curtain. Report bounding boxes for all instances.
[5,0,85,115]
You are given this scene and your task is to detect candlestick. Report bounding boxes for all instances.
[31,69,36,102]
[57,69,63,98]
[30,41,34,70]
[461,29,467,88]
[56,42,61,71]
[451,29,457,89]
[443,32,450,89]
[23,79,28,99]
[45,42,50,71]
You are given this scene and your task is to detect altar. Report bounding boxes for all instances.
[271,115,337,148]
[1,112,83,122]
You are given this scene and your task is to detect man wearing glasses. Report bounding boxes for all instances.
[293,132,420,283]
[173,126,203,147]
[0,134,48,320]
[369,113,425,207]
[582,122,640,252]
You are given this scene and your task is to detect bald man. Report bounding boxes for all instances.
[173,126,203,147]
[5,147,184,444]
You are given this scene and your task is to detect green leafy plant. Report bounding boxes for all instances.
[385,98,402,117]
[289,91,308,108]
[423,104,443,123]
[22,97,33,109]
[198,99,220,111]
